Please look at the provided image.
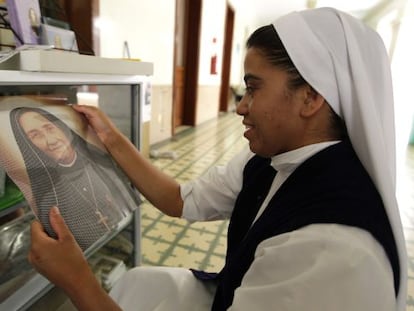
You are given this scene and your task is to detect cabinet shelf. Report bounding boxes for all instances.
[0,211,135,311]
[0,52,151,310]
[0,200,26,218]
[0,49,153,76]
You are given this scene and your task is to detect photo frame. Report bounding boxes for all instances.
[0,96,140,251]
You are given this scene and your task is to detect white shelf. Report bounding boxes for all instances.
[0,59,148,309]
[0,70,150,85]
[0,49,153,76]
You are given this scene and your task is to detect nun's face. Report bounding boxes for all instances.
[237,47,307,157]
[19,111,76,165]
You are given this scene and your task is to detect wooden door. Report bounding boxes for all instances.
[172,0,202,133]
[173,66,185,127]
[219,5,235,112]
[41,0,98,55]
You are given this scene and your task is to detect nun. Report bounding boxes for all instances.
[28,7,407,311]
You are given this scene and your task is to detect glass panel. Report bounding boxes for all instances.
[0,83,140,308]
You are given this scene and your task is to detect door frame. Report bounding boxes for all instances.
[172,0,202,134]
[219,4,235,112]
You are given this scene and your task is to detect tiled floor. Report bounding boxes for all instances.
[141,111,414,307]
[141,112,246,272]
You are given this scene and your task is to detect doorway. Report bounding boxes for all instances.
[219,5,235,112]
[172,0,202,134]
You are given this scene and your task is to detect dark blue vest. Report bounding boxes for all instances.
[193,141,399,310]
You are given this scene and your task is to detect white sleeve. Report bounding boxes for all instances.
[180,147,253,222]
[229,224,396,311]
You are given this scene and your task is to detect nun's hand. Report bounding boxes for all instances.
[28,206,92,292]
[72,104,120,146]
[29,206,122,311]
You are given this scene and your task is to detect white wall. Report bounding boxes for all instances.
[98,0,175,85]
[97,0,244,143]
[98,0,176,144]
[387,3,414,173]
[229,8,252,89]
[195,0,227,124]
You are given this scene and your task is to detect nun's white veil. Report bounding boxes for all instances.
[273,7,407,310]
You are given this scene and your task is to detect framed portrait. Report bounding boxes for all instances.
[0,96,140,251]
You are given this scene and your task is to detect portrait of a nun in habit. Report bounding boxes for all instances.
[9,106,139,251]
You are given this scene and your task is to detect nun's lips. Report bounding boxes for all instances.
[242,120,253,128]
[242,121,254,138]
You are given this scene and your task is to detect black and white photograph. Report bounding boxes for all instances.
[0,96,139,251]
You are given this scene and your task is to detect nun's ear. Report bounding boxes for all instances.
[299,86,325,118]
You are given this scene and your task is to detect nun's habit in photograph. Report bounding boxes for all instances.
[10,107,140,251]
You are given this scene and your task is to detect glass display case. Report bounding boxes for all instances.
[0,51,153,310]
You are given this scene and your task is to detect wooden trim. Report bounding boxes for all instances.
[62,0,95,55]
[92,0,100,56]
[182,0,201,126]
[219,5,235,112]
